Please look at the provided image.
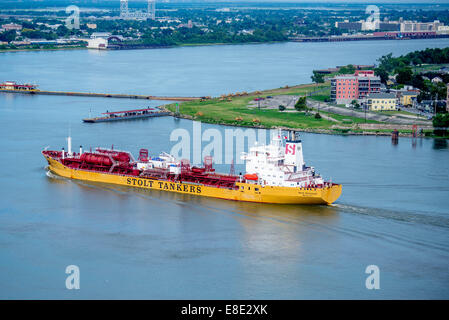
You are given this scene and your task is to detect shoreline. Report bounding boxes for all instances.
[168,110,438,138]
[0,46,86,53]
[0,40,287,54]
[161,82,446,139]
[0,36,446,54]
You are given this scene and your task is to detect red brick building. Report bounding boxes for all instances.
[331,70,381,104]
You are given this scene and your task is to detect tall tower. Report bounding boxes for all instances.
[120,0,129,19]
[147,0,156,20]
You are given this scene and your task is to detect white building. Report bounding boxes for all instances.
[437,25,449,34]
[400,20,441,32]
[87,38,108,49]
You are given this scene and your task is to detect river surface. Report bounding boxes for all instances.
[0,39,449,299]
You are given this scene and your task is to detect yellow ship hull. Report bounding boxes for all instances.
[44,156,342,205]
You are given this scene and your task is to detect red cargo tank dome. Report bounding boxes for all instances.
[113,152,130,163]
[80,153,113,167]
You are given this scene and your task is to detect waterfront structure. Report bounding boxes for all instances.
[42,131,342,205]
[87,33,124,49]
[90,32,111,39]
[0,81,37,91]
[335,19,447,35]
[366,93,398,111]
[438,26,449,35]
[400,20,441,32]
[120,0,156,20]
[1,23,22,31]
[87,38,108,49]
[400,92,418,107]
[83,107,170,123]
[331,70,381,104]
[378,22,400,31]
[335,21,362,31]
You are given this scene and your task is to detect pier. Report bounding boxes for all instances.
[0,89,203,101]
[289,33,449,43]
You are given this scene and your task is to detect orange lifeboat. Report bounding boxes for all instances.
[244,173,258,181]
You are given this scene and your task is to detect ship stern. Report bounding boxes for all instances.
[321,184,342,205]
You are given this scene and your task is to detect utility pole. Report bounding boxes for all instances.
[365,104,367,123]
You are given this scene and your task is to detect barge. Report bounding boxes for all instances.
[82,107,170,123]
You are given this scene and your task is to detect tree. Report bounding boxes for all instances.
[351,99,361,109]
[411,74,425,90]
[314,112,322,119]
[431,82,448,101]
[395,67,413,85]
[278,105,286,111]
[295,97,307,111]
[311,71,324,83]
[374,67,389,84]
[339,64,356,74]
[432,113,449,136]
[377,53,394,72]
[0,30,16,42]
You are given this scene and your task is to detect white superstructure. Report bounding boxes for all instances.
[136,152,181,174]
[241,130,324,188]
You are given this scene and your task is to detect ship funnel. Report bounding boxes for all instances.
[80,145,83,155]
[284,130,304,170]
[62,147,65,160]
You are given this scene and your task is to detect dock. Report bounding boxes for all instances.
[0,89,203,101]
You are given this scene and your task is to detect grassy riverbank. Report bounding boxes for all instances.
[0,45,86,53]
[165,82,438,137]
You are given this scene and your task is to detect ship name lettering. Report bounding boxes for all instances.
[163,183,169,190]
[126,178,131,185]
[169,183,175,190]
[158,182,163,189]
[197,187,201,194]
[183,185,188,192]
[176,184,182,191]
[190,186,195,193]
[137,179,143,186]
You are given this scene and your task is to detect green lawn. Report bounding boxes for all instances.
[412,63,449,73]
[166,82,380,130]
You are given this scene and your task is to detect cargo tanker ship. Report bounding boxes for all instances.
[42,130,341,205]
